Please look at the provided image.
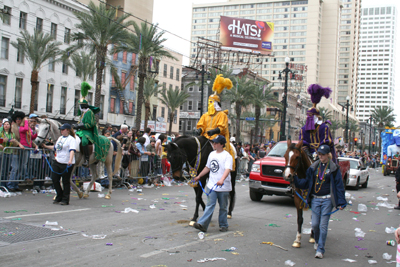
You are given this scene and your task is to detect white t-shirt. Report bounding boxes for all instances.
[54,135,76,164]
[206,150,233,192]
[143,133,150,147]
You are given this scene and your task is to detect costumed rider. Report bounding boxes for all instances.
[195,74,236,170]
[299,84,338,163]
[387,129,400,160]
[73,82,110,167]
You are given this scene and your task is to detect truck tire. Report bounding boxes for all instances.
[362,177,368,188]
[353,178,360,190]
[383,166,387,176]
[250,190,263,201]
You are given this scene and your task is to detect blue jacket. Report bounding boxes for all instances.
[294,160,347,209]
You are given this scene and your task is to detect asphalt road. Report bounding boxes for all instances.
[0,168,399,267]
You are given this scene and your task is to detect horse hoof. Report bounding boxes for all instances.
[227,215,232,219]
[189,221,195,226]
[105,195,111,200]
[83,194,89,199]
[309,237,315,244]
[78,192,83,199]
[292,242,301,248]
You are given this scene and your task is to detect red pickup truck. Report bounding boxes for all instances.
[249,141,350,201]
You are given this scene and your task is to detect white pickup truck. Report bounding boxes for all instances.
[338,157,369,190]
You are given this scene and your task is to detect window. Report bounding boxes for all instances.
[36,18,43,32]
[198,101,201,111]
[152,106,157,121]
[99,95,105,119]
[130,75,134,91]
[1,37,9,59]
[51,23,57,40]
[161,107,165,117]
[2,6,11,25]
[188,100,193,111]
[60,87,67,114]
[17,43,24,63]
[186,120,192,131]
[163,64,167,77]
[162,82,166,94]
[15,78,23,109]
[122,51,127,63]
[19,12,27,30]
[62,62,68,74]
[176,69,180,81]
[48,57,55,72]
[120,100,124,114]
[74,90,80,116]
[110,98,115,113]
[121,72,126,86]
[0,75,7,106]
[64,28,71,44]
[46,84,54,112]
[170,66,174,79]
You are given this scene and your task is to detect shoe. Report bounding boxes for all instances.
[394,206,400,210]
[53,201,60,204]
[315,252,323,259]
[193,222,207,232]
[219,227,228,232]
[314,243,318,250]
[60,202,69,205]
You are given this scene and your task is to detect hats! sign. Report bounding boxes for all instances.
[219,16,274,55]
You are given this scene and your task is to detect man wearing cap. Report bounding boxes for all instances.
[193,135,233,232]
[293,144,346,259]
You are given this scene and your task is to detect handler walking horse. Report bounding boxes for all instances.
[164,136,237,225]
[283,139,315,248]
[34,118,122,200]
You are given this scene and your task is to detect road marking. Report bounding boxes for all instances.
[140,231,231,258]
[4,208,91,219]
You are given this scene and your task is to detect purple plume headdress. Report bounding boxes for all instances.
[304,84,332,131]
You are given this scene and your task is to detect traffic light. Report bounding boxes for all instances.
[354,137,358,145]
[372,141,375,147]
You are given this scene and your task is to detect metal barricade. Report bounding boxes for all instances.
[0,147,54,185]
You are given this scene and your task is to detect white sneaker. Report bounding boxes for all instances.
[314,243,318,250]
[315,251,323,259]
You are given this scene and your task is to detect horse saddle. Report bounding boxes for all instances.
[79,143,95,155]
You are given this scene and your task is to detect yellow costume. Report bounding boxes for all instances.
[196,74,236,170]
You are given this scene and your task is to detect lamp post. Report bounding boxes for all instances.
[339,96,351,145]
[278,56,295,141]
[195,59,210,115]
[368,115,373,156]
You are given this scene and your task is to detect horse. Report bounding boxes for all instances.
[163,135,237,225]
[283,139,315,248]
[34,118,123,200]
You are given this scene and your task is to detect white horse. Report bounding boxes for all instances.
[34,118,122,200]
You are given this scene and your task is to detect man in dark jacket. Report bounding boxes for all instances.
[294,144,347,259]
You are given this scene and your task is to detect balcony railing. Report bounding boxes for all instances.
[0,98,5,107]
[15,101,21,109]
[60,107,66,115]
[46,105,52,113]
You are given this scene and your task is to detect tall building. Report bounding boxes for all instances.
[190,0,361,135]
[357,6,397,122]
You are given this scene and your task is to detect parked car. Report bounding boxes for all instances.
[249,141,350,201]
[338,157,369,190]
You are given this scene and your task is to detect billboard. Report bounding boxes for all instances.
[219,16,274,55]
[140,120,167,133]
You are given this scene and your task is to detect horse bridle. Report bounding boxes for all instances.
[285,146,303,176]
[170,138,212,173]
[36,119,51,143]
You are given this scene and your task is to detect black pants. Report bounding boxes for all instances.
[51,161,74,204]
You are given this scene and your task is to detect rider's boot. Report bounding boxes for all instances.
[82,145,90,167]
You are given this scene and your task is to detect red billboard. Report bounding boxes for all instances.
[219,16,274,55]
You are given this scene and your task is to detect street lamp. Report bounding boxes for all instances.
[368,115,373,155]
[278,56,295,141]
[195,58,210,115]
[338,96,352,145]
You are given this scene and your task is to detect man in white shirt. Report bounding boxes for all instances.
[143,127,151,147]
[193,135,233,232]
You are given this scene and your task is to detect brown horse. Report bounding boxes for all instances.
[283,140,315,248]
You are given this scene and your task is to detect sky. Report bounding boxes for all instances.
[153,0,400,123]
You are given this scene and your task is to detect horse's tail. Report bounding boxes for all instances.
[108,137,122,177]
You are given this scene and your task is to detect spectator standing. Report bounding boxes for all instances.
[0,119,18,189]
[136,137,154,177]
[143,127,151,147]
[193,135,233,232]
[146,139,156,175]
[42,124,76,205]
[155,134,166,175]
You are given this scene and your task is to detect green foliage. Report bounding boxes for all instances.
[318,107,332,122]
[371,106,396,127]
[69,51,96,82]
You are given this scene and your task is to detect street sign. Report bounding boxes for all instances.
[245,117,255,121]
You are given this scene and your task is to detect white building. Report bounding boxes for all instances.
[357,6,397,122]
[0,0,110,123]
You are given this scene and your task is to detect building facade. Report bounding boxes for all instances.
[357,6,397,122]
[190,0,361,129]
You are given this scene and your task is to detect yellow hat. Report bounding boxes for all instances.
[209,94,220,102]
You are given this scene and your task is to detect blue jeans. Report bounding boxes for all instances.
[197,190,229,231]
[311,197,333,254]
[7,154,20,189]
[0,153,13,187]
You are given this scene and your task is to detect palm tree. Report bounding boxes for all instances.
[251,82,280,144]
[329,120,341,140]
[143,77,162,129]
[224,75,255,143]
[348,121,360,151]
[11,30,63,114]
[158,87,190,135]
[116,21,176,131]
[319,107,332,122]
[69,51,96,82]
[371,106,396,149]
[69,1,131,117]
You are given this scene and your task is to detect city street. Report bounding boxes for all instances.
[0,169,399,266]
